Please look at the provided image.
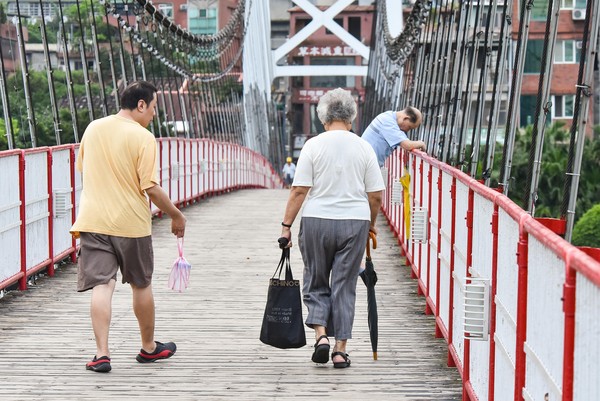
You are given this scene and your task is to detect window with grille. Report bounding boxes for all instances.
[554,40,582,63]
[560,0,587,9]
[158,3,174,17]
[189,7,217,35]
[524,40,543,73]
[531,0,549,20]
[552,95,575,118]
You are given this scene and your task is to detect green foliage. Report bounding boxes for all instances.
[492,122,600,223]
[0,3,7,24]
[0,117,20,150]
[25,18,59,44]
[26,1,110,45]
[0,68,102,148]
[572,204,600,248]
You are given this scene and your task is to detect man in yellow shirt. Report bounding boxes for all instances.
[71,81,187,373]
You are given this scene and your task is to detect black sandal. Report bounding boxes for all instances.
[331,351,351,368]
[311,335,330,364]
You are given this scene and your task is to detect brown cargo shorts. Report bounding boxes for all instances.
[77,232,154,292]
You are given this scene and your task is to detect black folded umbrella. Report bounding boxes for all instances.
[359,232,378,360]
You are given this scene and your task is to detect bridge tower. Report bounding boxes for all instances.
[245,0,405,160]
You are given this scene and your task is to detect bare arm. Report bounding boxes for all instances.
[400,139,426,152]
[367,190,383,235]
[145,184,187,238]
[280,186,310,246]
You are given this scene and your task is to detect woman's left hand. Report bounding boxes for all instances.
[280,227,293,248]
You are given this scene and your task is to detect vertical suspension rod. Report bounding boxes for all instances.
[75,0,95,122]
[15,0,37,146]
[525,0,561,214]
[39,0,62,145]
[89,0,108,116]
[500,0,534,194]
[563,0,600,241]
[58,0,81,143]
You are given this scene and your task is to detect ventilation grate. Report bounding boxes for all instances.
[53,189,72,218]
[391,179,403,205]
[410,206,428,243]
[463,277,490,341]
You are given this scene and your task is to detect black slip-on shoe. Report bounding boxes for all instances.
[86,356,111,372]
[136,341,177,363]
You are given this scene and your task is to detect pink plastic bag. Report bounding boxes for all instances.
[168,238,191,292]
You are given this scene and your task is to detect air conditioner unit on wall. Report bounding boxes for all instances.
[572,8,586,20]
[180,4,188,11]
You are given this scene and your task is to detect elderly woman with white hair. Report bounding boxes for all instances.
[279,88,385,368]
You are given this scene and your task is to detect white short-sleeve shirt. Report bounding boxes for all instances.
[292,130,385,221]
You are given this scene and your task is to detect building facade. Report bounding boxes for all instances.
[287,3,375,159]
[519,0,596,132]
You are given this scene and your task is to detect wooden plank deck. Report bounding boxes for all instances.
[0,189,461,400]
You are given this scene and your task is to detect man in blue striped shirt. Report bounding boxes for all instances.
[361,107,426,167]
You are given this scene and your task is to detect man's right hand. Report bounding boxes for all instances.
[146,185,187,237]
[171,214,186,238]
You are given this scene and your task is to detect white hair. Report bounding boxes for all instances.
[316,88,357,125]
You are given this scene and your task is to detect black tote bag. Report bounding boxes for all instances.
[260,247,306,349]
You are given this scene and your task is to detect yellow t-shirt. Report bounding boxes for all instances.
[70,115,159,238]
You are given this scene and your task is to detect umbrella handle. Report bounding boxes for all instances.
[366,231,377,257]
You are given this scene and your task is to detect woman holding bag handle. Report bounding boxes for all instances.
[279,88,384,368]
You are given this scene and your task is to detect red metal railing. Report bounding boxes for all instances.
[381,148,600,401]
[0,140,282,292]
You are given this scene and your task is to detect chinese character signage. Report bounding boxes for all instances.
[298,89,327,102]
[296,46,358,57]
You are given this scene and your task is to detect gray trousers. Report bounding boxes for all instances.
[298,217,370,340]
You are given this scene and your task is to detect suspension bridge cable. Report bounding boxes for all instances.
[470,0,500,178]
[421,0,444,153]
[451,0,476,167]
[58,0,80,143]
[481,0,512,184]
[38,0,62,145]
[499,0,532,194]
[458,0,483,172]
[435,1,458,163]
[89,0,109,117]
[525,0,561,214]
[444,0,470,164]
[75,0,95,122]
[14,0,36,147]
[562,0,600,241]
[431,4,455,161]
[0,31,15,149]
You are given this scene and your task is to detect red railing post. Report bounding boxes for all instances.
[409,155,417,271]
[425,163,433,314]
[177,139,182,206]
[488,204,499,400]
[417,158,424,294]
[18,151,27,291]
[562,252,576,401]
[447,176,457,367]
[182,139,187,205]
[435,168,443,337]
[463,188,474,400]
[70,146,77,263]
[514,218,529,401]
[47,150,55,277]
